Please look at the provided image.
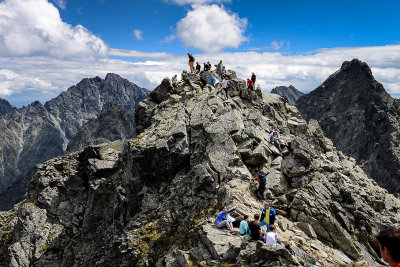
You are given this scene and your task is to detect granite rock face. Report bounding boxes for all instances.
[66,102,136,153]
[0,70,399,266]
[0,74,148,204]
[0,97,16,117]
[271,85,304,104]
[296,59,400,194]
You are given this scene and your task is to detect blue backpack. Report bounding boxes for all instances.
[258,173,267,184]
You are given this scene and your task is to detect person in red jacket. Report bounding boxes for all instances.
[375,227,400,267]
[247,79,254,91]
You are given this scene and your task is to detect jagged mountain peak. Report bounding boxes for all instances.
[270,85,304,104]
[296,59,400,194]
[0,73,149,198]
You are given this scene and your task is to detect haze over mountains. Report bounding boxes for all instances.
[296,59,400,194]
[0,74,149,205]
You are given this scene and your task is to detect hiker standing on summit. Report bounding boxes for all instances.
[251,72,256,87]
[187,53,195,72]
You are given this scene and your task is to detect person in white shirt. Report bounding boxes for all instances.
[222,77,228,89]
[266,224,278,245]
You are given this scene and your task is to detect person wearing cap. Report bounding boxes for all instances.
[267,130,282,151]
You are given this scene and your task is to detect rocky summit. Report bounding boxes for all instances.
[296,59,400,194]
[0,69,399,266]
[271,85,304,105]
[0,73,149,197]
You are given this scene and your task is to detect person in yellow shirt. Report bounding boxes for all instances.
[260,201,276,232]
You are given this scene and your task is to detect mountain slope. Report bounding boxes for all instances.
[0,73,149,194]
[271,85,304,104]
[66,102,136,153]
[0,71,398,266]
[296,59,400,194]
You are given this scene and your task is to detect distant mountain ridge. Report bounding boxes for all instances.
[271,85,304,104]
[0,73,149,196]
[296,59,400,194]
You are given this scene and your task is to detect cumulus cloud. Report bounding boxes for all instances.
[0,0,108,58]
[0,69,53,96]
[175,4,247,52]
[133,29,143,40]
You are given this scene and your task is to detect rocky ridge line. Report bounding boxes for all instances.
[0,69,399,266]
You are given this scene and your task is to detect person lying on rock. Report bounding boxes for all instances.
[240,215,251,236]
[260,201,276,232]
[375,227,400,267]
[215,206,238,232]
[265,224,279,245]
[248,214,264,241]
[267,130,282,151]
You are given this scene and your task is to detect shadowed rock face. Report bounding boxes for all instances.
[0,98,16,117]
[66,102,136,153]
[0,73,148,196]
[0,70,398,266]
[271,85,304,104]
[296,59,400,194]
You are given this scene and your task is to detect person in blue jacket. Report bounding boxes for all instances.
[215,205,238,232]
[260,201,276,232]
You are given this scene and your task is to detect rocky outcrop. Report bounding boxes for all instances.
[296,59,400,194]
[0,70,399,266]
[66,102,136,153]
[0,73,148,196]
[0,97,16,117]
[271,85,304,104]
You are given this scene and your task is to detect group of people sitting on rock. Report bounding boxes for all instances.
[187,53,227,77]
[215,202,280,243]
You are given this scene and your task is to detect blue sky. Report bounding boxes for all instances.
[1,0,400,106]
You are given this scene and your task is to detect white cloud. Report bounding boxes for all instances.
[0,69,53,96]
[166,0,230,5]
[176,4,247,52]
[51,0,66,9]
[0,0,108,58]
[133,29,143,40]
[109,48,173,59]
[2,45,400,106]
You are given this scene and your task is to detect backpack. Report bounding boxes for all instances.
[258,173,267,184]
